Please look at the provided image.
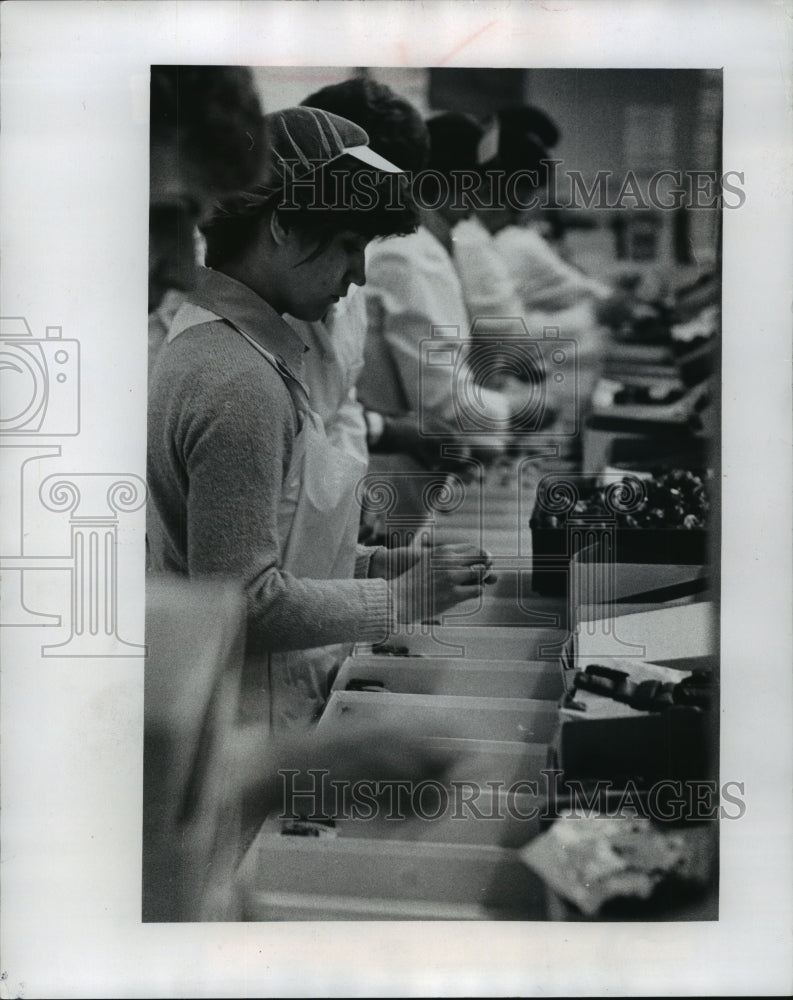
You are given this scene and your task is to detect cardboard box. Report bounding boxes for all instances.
[575,601,717,670]
[554,708,714,787]
[582,414,701,477]
[605,433,710,474]
[530,474,710,597]
[553,652,717,792]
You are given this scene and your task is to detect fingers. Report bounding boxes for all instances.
[429,547,497,593]
[450,583,485,601]
[433,542,494,566]
[444,558,497,581]
[436,560,496,585]
[453,566,498,589]
[448,572,487,593]
[443,567,482,587]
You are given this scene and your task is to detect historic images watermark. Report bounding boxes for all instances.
[277,768,746,824]
[276,162,745,213]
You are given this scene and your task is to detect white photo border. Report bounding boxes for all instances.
[1,1,791,996]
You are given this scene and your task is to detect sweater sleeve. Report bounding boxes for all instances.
[177,347,393,653]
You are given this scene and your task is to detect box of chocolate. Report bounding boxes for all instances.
[530,470,711,595]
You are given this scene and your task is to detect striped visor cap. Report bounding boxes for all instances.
[260,105,404,195]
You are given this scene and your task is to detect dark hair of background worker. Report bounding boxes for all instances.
[148,65,267,312]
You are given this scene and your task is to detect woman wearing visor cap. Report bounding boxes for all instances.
[147,106,495,732]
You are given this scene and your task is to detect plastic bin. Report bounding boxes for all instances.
[318,690,560,745]
[333,654,563,700]
[236,837,549,920]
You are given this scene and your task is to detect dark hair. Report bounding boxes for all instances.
[301,76,431,174]
[150,65,266,195]
[426,112,485,177]
[416,112,485,209]
[481,104,561,187]
[497,105,560,152]
[202,157,418,267]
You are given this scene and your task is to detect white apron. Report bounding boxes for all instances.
[166,302,366,733]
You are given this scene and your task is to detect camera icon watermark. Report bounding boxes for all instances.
[418,319,578,441]
[0,317,80,436]
[1,315,144,655]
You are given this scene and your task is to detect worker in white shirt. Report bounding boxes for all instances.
[358,112,530,530]
[454,105,614,438]
[487,107,612,316]
[450,112,528,345]
[494,213,613,315]
[284,77,473,474]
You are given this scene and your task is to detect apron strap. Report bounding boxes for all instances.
[166,301,310,429]
[234,327,311,424]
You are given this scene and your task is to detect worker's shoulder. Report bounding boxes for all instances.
[451,216,488,248]
[366,228,453,290]
[493,225,547,255]
[151,318,293,403]
[367,227,436,264]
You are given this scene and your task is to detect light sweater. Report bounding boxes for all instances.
[147,267,392,654]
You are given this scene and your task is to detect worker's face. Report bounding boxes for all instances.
[283,228,370,322]
[148,140,216,312]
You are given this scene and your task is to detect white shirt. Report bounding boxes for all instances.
[494,223,611,313]
[358,226,511,428]
[452,215,526,337]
